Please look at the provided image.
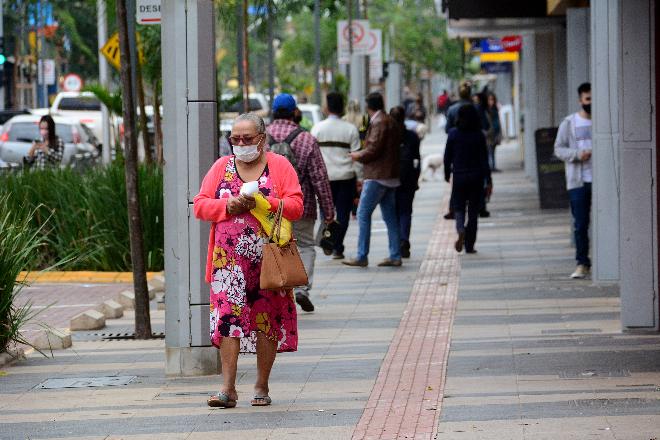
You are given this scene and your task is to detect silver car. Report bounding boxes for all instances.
[0,114,99,167]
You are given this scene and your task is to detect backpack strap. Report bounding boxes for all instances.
[283,127,304,145]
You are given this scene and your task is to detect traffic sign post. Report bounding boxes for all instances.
[337,19,370,64]
[137,0,161,25]
[62,73,83,92]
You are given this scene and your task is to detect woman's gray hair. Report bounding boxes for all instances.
[233,112,266,134]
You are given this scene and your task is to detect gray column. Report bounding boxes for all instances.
[567,8,590,110]
[591,0,620,283]
[618,0,658,330]
[162,0,221,376]
[521,33,538,180]
[350,54,367,111]
[552,28,568,124]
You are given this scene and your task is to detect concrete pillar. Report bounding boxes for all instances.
[591,0,620,283]
[567,8,590,109]
[350,54,367,111]
[553,28,568,124]
[162,0,221,375]
[618,0,658,330]
[521,33,538,180]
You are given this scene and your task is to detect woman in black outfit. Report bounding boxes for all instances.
[444,104,492,253]
[390,106,421,258]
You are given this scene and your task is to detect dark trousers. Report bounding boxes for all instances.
[396,185,417,242]
[452,174,484,251]
[330,178,356,254]
[568,182,592,267]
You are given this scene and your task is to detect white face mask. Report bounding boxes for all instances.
[234,142,261,163]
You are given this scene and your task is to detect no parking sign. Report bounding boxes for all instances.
[62,73,83,92]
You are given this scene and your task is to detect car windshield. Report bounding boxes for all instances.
[58,97,101,111]
[8,122,75,143]
[220,98,263,112]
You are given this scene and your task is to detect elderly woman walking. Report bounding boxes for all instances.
[194,113,304,408]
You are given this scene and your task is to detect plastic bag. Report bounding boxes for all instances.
[250,193,292,246]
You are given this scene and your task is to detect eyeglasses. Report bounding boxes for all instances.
[228,133,263,145]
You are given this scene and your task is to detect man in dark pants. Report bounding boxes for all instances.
[312,92,362,259]
[554,82,593,279]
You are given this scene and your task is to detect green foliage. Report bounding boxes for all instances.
[84,83,123,115]
[0,163,164,272]
[369,0,463,80]
[0,195,49,353]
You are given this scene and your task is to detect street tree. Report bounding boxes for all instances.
[116,0,152,339]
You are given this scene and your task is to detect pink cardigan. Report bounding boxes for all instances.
[193,152,304,283]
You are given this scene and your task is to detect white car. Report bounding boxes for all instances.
[220,93,270,123]
[47,91,106,141]
[0,114,99,167]
[298,103,324,129]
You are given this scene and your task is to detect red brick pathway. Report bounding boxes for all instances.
[352,195,460,440]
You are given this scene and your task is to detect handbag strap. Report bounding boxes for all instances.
[268,199,284,242]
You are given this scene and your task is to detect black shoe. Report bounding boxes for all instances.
[295,292,314,312]
[444,212,455,220]
[491,168,502,173]
[479,209,490,218]
[454,232,465,252]
[465,247,477,254]
[400,240,411,258]
[331,252,345,260]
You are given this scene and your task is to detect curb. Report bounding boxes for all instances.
[17,271,163,284]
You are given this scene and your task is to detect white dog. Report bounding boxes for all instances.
[419,153,444,181]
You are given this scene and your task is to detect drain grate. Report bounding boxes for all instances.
[36,375,137,389]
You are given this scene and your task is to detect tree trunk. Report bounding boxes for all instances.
[152,80,163,166]
[116,0,152,339]
[136,59,152,164]
[241,0,250,113]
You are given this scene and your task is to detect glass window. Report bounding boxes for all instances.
[58,97,102,111]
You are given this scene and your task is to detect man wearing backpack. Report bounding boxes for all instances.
[267,93,335,312]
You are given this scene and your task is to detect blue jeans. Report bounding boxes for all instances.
[357,180,401,261]
[568,182,592,267]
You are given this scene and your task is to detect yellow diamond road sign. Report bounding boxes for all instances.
[100,32,121,70]
[100,32,146,71]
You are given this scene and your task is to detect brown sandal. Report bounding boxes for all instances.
[207,391,237,408]
[251,395,272,406]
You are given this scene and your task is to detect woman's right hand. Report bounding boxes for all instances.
[226,195,256,216]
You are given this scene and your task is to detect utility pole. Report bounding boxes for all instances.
[116,0,152,340]
[0,0,5,110]
[39,0,47,108]
[267,0,274,115]
[241,0,249,113]
[97,0,111,164]
[313,0,321,105]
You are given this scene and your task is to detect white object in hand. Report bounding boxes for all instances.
[240,180,259,196]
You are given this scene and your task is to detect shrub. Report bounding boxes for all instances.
[0,162,164,272]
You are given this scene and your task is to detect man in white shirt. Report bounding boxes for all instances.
[554,82,592,279]
[311,92,361,259]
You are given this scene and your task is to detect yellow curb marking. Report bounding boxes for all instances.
[17,271,162,284]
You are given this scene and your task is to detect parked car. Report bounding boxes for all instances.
[0,109,31,133]
[47,91,106,141]
[220,93,270,123]
[298,103,324,130]
[0,114,99,167]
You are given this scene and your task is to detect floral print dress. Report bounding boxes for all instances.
[210,157,298,353]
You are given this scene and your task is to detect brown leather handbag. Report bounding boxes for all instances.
[259,200,309,290]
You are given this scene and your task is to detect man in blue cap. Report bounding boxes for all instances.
[267,93,335,312]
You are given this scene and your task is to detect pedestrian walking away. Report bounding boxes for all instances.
[554,82,593,279]
[444,104,492,254]
[193,112,304,408]
[23,115,64,170]
[267,93,335,312]
[390,106,421,259]
[344,92,403,268]
[311,91,362,260]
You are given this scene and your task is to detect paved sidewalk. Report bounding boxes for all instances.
[437,143,660,439]
[0,131,448,439]
[2,137,659,440]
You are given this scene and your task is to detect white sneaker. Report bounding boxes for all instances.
[570,265,590,279]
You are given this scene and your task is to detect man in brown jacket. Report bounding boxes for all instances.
[344,92,403,267]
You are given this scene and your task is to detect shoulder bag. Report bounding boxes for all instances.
[260,200,309,290]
